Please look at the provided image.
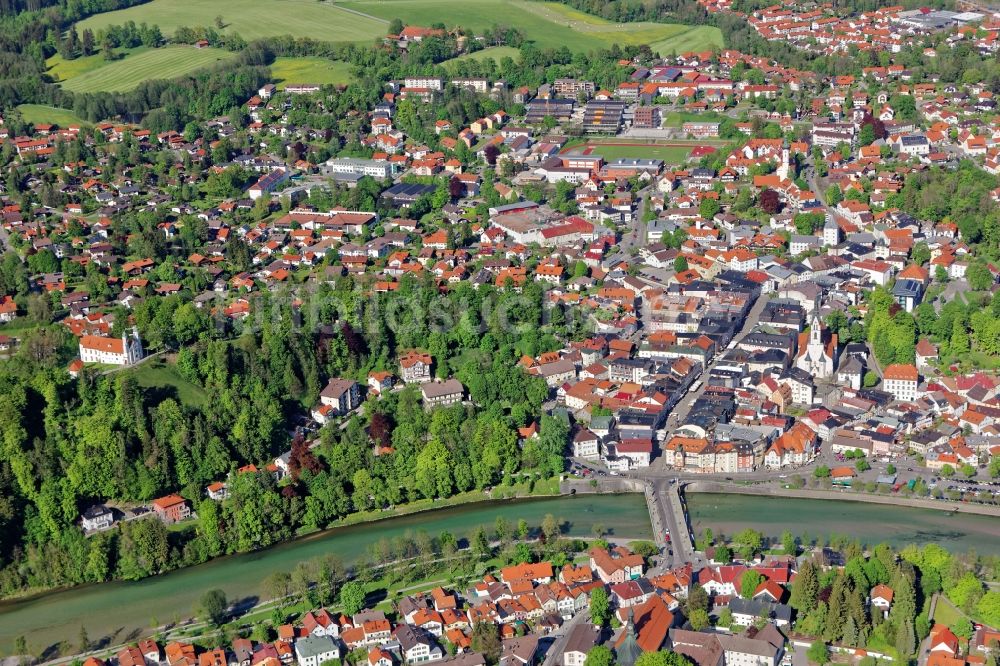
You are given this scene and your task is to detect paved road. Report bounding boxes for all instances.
[648,478,696,568]
[540,611,591,666]
[790,640,810,666]
[649,290,771,468]
[605,185,652,266]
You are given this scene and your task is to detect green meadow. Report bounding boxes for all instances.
[57,46,236,93]
[76,0,388,42]
[16,104,89,127]
[270,57,356,88]
[339,0,723,53]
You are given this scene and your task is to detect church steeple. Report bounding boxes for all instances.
[616,608,642,666]
[809,310,823,346]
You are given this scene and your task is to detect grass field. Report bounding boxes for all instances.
[339,0,722,52]
[16,104,88,127]
[516,1,723,53]
[270,57,355,88]
[932,597,966,628]
[649,25,723,54]
[444,45,521,66]
[129,359,208,408]
[564,141,692,164]
[662,110,728,127]
[59,46,236,92]
[77,0,387,42]
[46,46,148,83]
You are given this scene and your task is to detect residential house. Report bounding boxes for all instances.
[728,598,792,627]
[421,379,465,409]
[81,505,115,531]
[590,546,645,584]
[883,364,919,401]
[400,351,433,383]
[315,378,362,418]
[295,636,340,666]
[152,494,191,523]
[395,625,443,664]
[562,624,599,666]
[870,584,893,618]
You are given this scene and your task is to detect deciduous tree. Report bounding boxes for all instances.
[590,587,610,627]
[340,581,366,616]
[198,589,228,626]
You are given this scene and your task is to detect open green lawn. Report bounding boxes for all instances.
[270,57,355,88]
[46,46,149,83]
[129,359,208,408]
[16,104,88,127]
[933,597,966,628]
[662,110,728,127]
[339,0,721,52]
[518,2,722,53]
[340,0,583,50]
[77,0,387,42]
[0,318,37,334]
[564,141,692,164]
[444,45,521,67]
[59,46,236,92]
[649,25,723,54]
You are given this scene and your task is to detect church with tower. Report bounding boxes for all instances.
[796,311,838,379]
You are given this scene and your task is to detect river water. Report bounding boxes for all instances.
[4,491,998,656]
[0,494,651,655]
[687,492,1000,554]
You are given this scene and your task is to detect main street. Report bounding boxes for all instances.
[651,289,771,471]
[580,256,779,569]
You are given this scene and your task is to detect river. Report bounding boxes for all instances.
[0,494,652,656]
[687,492,1000,555]
[7,491,999,657]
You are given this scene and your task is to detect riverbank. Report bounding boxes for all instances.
[685,480,1000,517]
[324,476,563,529]
[0,478,564,606]
[0,494,652,656]
[685,491,1000,555]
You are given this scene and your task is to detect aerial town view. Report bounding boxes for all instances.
[2,1,1000,666]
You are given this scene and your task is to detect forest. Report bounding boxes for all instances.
[0,270,588,598]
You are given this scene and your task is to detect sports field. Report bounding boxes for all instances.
[76,0,388,42]
[58,46,236,92]
[338,0,722,52]
[563,141,693,164]
[17,104,88,127]
[270,57,355,88]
